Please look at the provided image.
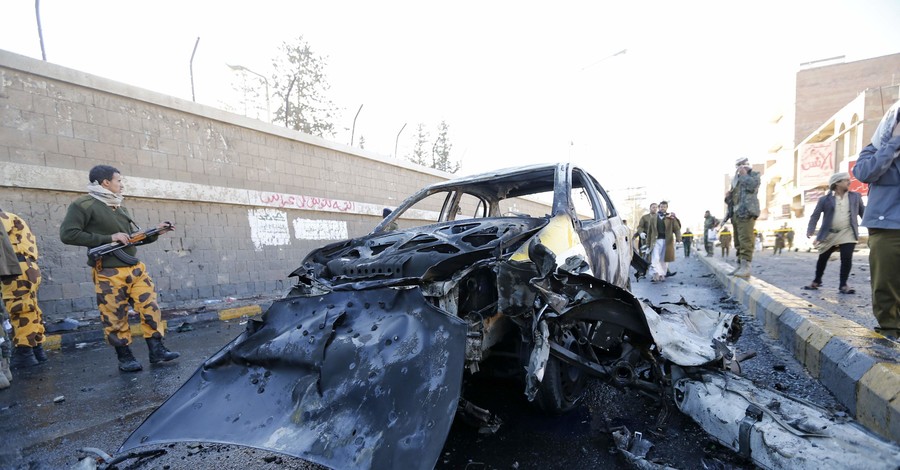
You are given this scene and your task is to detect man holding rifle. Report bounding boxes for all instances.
[60,165,180,372]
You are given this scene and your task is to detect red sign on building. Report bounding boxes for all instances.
[847,160,868,196]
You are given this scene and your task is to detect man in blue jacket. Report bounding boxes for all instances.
[803,172,864,294]
[852,101,900,339]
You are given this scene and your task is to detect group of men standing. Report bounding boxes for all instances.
[635,201,682,282]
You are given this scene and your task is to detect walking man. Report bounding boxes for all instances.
[703,210,718,257]
[648,201,681,282]
[635,202,658,263]
[721,157,760,278]
[60,165,180,371]
[852,101,900,339]
[682,228,693,257]
[802,172,864,294]
[0,210,47,369]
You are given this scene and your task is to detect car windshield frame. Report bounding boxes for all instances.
[374,164,573,233]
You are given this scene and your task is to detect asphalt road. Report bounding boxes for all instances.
[0,254,843,469]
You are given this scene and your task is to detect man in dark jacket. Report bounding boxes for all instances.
[802,172,865,294]
[60,165,180,372]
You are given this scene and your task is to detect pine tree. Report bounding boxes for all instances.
[271,36,338,137]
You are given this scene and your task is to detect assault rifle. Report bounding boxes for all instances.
[87,222,174,268]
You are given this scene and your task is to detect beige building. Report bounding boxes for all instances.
[749,53,900,250]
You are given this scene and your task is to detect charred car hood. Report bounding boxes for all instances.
[295,218,548,285]
[120,287,467,470]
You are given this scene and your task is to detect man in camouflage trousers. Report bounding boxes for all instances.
[721,157,761,278]
[0,210,47,370]
[0,227,21,389]
[60,165,180,372]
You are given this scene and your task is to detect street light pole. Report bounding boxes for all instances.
[226,64,271,122]
[190,37,200,102]
[394,123,407,159]
[350,104,363,146]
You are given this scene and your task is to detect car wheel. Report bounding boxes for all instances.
[534,323,588,414]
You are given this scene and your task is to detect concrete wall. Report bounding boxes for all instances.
[0,49,452,322]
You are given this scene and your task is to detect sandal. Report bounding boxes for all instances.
[801,282,821,291]
[839,286,856,294]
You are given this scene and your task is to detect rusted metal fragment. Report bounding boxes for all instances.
[120,287,467,470]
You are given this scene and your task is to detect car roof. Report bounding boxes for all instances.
[420,163,566,199]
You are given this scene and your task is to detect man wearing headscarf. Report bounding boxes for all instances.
[60,165,181,371]
[852,100,900,339]
[635,202,658,262]
[721,157,760,278]
[802,172,865,294]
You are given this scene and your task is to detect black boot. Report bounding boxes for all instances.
[146,337,180,364]
[115,345,143,372]
[10,346,38,370]
[33,344,48,363]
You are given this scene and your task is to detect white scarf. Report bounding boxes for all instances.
[87,182,124,206]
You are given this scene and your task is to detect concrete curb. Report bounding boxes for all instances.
[699,255,900,443]
[41,300,272,351]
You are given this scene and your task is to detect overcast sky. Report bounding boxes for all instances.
[2,0,899,227]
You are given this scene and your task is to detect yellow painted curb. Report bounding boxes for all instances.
[43,334,62,351]
[748,288,764,317]
[763,303,789,339]
[219,305,262,321]
[856,363,900,442]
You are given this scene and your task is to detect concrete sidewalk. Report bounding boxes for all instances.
[697,252,900,444]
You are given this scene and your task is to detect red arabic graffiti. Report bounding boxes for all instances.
[259,192,355,212]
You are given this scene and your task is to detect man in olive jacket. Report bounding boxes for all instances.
[60,165,180,372]
[722,157,760,278]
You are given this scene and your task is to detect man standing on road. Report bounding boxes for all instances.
[648,201,681,282]
[0,210,47,370]
[852,101,900,339]
[719,225,732,258]
[635,202,658,263]
[721,157,760,278]
[60,165,181,371]
[682,228,693,258]
[703,210,718,256]
[802,172,865,295]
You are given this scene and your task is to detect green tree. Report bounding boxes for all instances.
[407,123,429,166]
[271,36,338,137]
[431,121,459,173]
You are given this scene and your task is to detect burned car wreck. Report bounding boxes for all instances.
[121,164,900,469]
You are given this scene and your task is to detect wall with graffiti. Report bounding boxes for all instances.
[0,50,452,320]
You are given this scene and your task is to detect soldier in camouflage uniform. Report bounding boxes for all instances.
[60,165,179,372]
[0,210,47,370]
[0,227,21,389]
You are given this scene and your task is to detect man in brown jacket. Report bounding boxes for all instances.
[647,201,681,282]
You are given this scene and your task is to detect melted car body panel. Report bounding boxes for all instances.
[120,287,467,470]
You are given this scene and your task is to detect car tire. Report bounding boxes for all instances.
[534,325,588,414]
